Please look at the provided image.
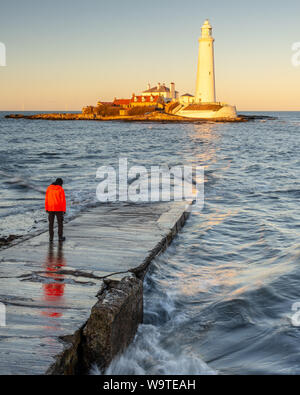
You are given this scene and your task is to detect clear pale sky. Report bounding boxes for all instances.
[0,0,299,111]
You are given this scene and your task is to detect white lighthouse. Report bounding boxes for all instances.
[175,19,237,120]
[195,19,216,103]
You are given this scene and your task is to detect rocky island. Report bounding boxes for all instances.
[5,109,271,124]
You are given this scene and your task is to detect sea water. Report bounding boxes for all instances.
[1,111,300,374]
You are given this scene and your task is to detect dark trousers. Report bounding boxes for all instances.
[48,212,64,240]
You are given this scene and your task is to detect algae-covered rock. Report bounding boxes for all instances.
[81,275,143,372]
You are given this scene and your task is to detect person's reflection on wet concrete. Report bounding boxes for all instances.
[42,242,66,320]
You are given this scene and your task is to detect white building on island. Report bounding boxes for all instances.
[180,93,195,105]
[143,82,179,101]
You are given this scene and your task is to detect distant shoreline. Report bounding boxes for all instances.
[4,112,275,123]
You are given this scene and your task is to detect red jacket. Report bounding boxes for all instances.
[45,185,66,212]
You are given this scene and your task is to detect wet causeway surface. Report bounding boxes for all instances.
[0,202,188,374]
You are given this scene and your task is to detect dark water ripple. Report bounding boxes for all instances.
[1,111,300,374]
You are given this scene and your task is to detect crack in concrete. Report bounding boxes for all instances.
[17,268,131,282]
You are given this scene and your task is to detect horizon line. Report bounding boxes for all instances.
[1,109,300,112]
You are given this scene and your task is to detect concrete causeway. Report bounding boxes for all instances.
[0,201,191,374]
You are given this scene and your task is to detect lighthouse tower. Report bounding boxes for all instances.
[195,20,216,103]
[176,19,237,119]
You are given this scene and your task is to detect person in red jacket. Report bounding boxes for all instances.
[45,178,66,242]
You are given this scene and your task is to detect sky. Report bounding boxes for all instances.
[0,0,299,111]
